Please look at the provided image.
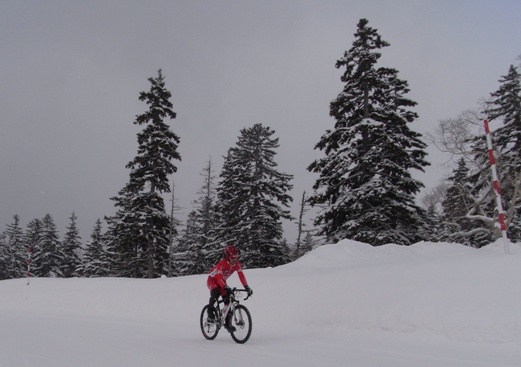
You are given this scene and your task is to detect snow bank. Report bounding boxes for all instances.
[1,239,520,350]
[253,239,521,344]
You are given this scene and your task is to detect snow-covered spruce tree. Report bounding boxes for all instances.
[165,181,182,277]
[441,158,491,247]
[174,210,200,276]
[111,69,181,278]
[32,214,65,277]
[61,212,82,277]
[215,123,294,268]
[419,184,448,241]
[99,221,117,276]
[0,232,8,279]
[442,158,473,223]
[194,159,220,271]
[24,218,42,278]
[175,159,219,275]
[79,219,108,277]
[485,65,521,160]
[443,126,497,246]
[308,18,430,246]
[418,204,443,242]
[427,109,499,245]
[214,149,244,246]
[4,215,26,278]
[298,231,316,258]
[430,65,521,245]
[106,184,147,277]
[483,64,521,241]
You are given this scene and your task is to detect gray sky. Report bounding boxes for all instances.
[1,0,520,243]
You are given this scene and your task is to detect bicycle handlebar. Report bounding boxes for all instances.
[232,288,252,301]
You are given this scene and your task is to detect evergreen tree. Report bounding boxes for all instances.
[215,149,247,245]
[194,159,219,271]
[483,65,521,241]
[112,69,181,278]
[61,212,82,277]
[215,123,294,268]
[420,201,444,242]
[420,184,447,241]
[33,214,65,277]
[199,161,218,255]
[485,65,521,159]
[165,181,182,277]
[429,108,503,246]
[174,210,200,276]
[452,131,497,246]
[79,219,109,277]
[440,158,491,246]
[106,183,150,278]
[174,160,219,276]
[442,158,473,223]
[299,232,315,258]
[24,218,43,278]
[308,18,430,246]
[0,231,10,279]
[100,222,117,277]
[4,215,26,278]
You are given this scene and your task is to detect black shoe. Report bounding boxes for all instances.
[207,310,216,323]
[225,324,236,332]
[225,316,236,332]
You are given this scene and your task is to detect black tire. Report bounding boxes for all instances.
[229,304,252,344]
[200,305,220,340]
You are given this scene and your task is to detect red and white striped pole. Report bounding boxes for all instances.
[484,119,510,254]
[26,246,32,285]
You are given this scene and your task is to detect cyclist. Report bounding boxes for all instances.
[207,244,253,331]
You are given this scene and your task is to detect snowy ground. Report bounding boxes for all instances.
[1,239,520,367]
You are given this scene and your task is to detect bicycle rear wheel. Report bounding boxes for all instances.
[200,305,220,340]
[229,304,252,344]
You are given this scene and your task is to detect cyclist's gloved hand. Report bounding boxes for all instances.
[245,285,253,297]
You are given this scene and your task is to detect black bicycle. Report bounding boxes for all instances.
[200,288,253,344]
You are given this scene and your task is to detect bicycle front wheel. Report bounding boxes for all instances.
[229,304,252,344]
[200,305,219,340]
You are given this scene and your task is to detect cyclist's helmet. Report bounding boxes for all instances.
[225,244,239,261]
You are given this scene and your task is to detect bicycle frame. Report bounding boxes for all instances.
[214,288,249,328]
[201,287,253,343]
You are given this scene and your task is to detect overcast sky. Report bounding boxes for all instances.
[1,0,520,243]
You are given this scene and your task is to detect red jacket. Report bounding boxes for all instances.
[207,259,248,295]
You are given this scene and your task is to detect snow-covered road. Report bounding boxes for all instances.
[2,240,520,367]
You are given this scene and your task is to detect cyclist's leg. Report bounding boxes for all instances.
[225,311,236,332]
[208,287,221,320]
[223,291,234,331]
